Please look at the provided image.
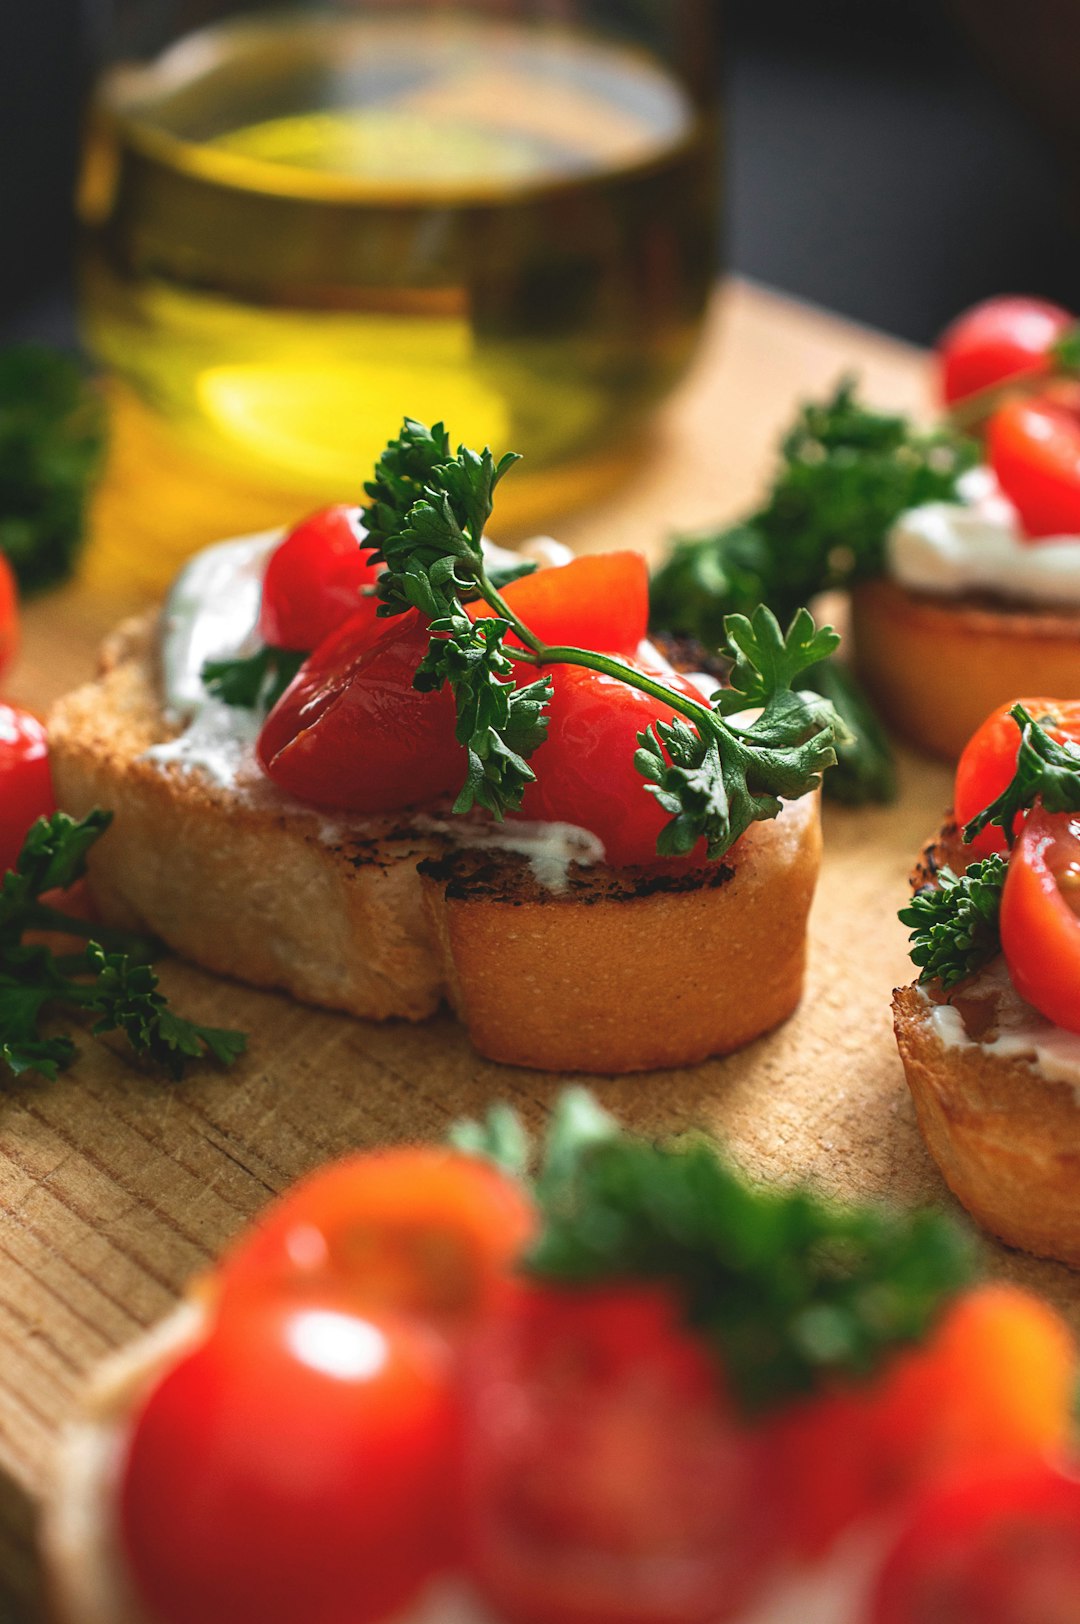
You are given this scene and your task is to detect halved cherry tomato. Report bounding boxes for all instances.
[1000,807,1080,1033]
[122,1294,460,1624]
[954,698,1080,858]
[870,1460,1080,1624]
[517,661,707,868]
[258,505,382,652]
[0,551,17,679]
[258,609,463,811]
[988,396,1080,538]
[461,1281,774,1624]
[0,704,54,873]
[218,1147,535,1330]
[938,296,1074,408]
[470,554,649,655]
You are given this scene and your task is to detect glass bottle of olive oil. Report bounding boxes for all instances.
[79,6,719,568]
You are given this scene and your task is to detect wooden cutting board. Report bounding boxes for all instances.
[7,279,1080,1610]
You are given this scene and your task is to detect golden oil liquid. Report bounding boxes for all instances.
[79,10,718,571]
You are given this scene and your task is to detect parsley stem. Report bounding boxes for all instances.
[474,565,545,655]
[22,903,155,959]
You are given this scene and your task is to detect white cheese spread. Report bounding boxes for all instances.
[922,958,1080,1092]
[887,466,1080,607]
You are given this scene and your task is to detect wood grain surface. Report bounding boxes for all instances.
[7,281,1079,1594]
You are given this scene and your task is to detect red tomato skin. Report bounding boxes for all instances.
[258,506,382,652]
[869,1460,1080,1624]
[988,397,1080,539]
[258,609,464,812]
[0,705,54,873]
[470,554,649,655]
[460,1281,774,1624]
[954,698,1080,858]
[218,1147,536,1330]
[517,662,707,869]
[1000,808,1080,1034]
[0,551,17,679]
[938,296,1073,407]
[121,1297,460,1624]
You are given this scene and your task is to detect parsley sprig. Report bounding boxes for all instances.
[201,645,305,711]
[901,705,1080,988]
[0,812,246,1082]
[452,1092,974,1415]
[363,419,842,852]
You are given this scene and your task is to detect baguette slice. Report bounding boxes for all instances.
[893,969,1080,1266]
[852,578,1080,761]
[47,615,823,1071]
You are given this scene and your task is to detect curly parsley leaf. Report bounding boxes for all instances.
[201,645,306,712]
[800,658,897,805]
[963,704,1080,848]
[899,856,1008,990]
[0,346,107,593]
[0,812,246,1083]
[415,615,552,817]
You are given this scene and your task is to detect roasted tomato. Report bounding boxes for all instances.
[218,1147,535,1330]
[471,553,649,654]
[258,505,382,652]
[1000,807,1080,1033]
[870,1460,1080,1624]
[988,396,1080,538]
[954,698,1080,858]
[938,296,1073,408]
[258,608,463,811]
[460,1282,774,1624]
[517,661,707,868]
[121,1294,460,1624]
[0,550,16,679]
[0,704,54,873]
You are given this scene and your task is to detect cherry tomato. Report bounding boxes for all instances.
[517,661,707,868]
[219,1147,535,1330]
[470,554,649,655]
[259,505,382,653]
[258,608,463,812]
[870,1460,1080,1624]
[461,1282,773,1624]
[988,396,1080,539]
[0,551,17,679]
[1000,807,1080,1033]
[938,296,1073,407]
[122,1294,460,1624]
[0,704,54,873]
[954,698,1080,858]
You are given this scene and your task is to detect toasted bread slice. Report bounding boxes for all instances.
[851,578,1080,761]
[893,970,1080,1265]
[47,616,824,1071]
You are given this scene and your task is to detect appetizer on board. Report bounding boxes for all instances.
[44,1094,1080,1624]
[44,419,841,1074]
[652,294,1080,768]
[894,698,1080,1263]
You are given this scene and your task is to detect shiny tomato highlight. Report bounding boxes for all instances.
[470,553,649,654]
[0,550,17,679]
[258,609,463,812]
[988,396,1080,538]
[218,1147,535,1329]
[122,1295,460,1624]
[954,698,1080,857]
[938,296,1073,408]
[0,704,54,873]
[258,505,382,652]
[1000,807,1080,1033]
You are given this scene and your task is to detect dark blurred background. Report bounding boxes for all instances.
[5,0,1080,347]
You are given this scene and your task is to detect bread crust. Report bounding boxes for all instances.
[893,981,1080,1265]
[420,795,822,1073]
[47,617,823,1070]
[851,578,1080,762]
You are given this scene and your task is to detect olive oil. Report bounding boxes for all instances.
[79,11,717,542]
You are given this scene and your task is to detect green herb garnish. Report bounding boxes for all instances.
[452,1092,974,1415]
[202,646,306,711]
[900,856,1008,990]
[962,703,1080,848]
[0,346,107,593]
[0,812,246,1082]
[362,418,841,851]
[800,658,897,805]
